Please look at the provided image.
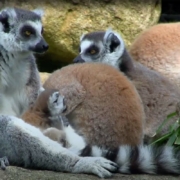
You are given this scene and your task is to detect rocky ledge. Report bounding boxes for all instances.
[0,166,180,180]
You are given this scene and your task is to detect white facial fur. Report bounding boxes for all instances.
[17,20,43,51]
[80,39,104,63]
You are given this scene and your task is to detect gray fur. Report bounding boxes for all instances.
[0,7,117,177]
[0,115,117,177]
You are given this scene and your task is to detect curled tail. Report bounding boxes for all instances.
[78,145,180,175]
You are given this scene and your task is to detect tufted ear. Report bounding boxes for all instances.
[80,34,85,41]
[32,8,44,18]
[104,29,121,53]
[0,10,10,32]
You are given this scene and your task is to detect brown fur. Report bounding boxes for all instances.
[43,63,145,149]
[123,51,180,138]
[22,89,68,146]
[129,23,180,87]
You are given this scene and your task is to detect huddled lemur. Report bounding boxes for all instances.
[44,62,180,175]
[129,23,180,88]
[44,62,145,149]
[73,29,180,140]
[0,7,118,178]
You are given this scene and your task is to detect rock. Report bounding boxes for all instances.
[0,0,161,71]
[39,72,50,84]
[0,166,180,180]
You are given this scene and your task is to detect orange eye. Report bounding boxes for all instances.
[25,31,31,36]
[90,49,96,54]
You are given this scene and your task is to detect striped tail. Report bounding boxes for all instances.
[78,145,180,175]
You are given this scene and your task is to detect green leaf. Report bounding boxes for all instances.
[155,112,177,134]
[174,128,180,145]
[151,132,173,145]
[166,131,178,146]
[169,120,179,132]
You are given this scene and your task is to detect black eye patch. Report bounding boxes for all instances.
[85,44,99,55]
[20,25,36,38]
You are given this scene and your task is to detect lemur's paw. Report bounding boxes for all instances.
[48,91,67,116]
[73,157,118,178]
[0,156,9,170]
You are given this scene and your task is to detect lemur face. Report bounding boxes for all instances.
[0,7,48,53]
[73,29,125,67]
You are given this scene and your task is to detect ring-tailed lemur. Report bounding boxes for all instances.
[73,29,180,140]
[43,63,180,175]
[0,8,118,178]
[43,62,145,149]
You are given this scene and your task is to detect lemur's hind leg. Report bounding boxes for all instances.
[0,156,9,170]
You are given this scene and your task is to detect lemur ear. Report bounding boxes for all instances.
[0,11,10,32]
[32,8,44,18]
[104,30,120,53]
[80,34,85,41]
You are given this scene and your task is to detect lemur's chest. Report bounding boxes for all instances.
[0,50,31,116]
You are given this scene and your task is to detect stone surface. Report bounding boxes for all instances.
[40,72,50,84]
[0,166,180,180]
[0,0,161,71]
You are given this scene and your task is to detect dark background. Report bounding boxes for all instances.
[160,0,180,22]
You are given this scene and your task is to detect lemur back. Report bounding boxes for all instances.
[44,63,145,149]
[73,29,180,139]
[129,23,180,88]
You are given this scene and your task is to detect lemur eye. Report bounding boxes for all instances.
[21,25,35,38]
[90,49,96,55]
[25,30,31,36]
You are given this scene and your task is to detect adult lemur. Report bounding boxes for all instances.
[43,52,180,175]
[73,29,180,141]
[0,7,118,178]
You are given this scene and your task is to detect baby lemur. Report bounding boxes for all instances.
[43,62,180,175]
[73,29,180,140]
[22,89,69,147]
[0,7,117,178]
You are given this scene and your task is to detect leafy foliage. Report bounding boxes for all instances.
[151,111,180,147]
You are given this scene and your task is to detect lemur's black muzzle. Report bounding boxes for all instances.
[35,38,49,53]
[30,38,49,53]
[73,55,85,63]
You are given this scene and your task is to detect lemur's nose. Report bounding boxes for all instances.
[73,55,85,63]
[34,38,49,53]
[43,43,49,51]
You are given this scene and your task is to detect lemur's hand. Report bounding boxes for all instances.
[0,156,9,170]
[48,91,67,116]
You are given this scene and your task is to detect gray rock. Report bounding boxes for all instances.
[0,166,180,180]
[0,0,161,65]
